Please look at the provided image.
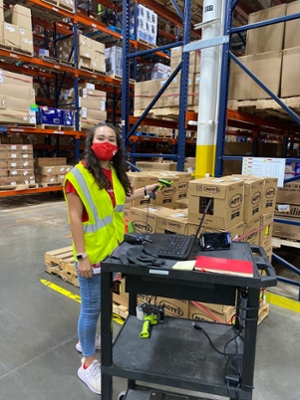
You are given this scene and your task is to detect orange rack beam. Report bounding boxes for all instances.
[0,185,63,198]
[6,126,84,138]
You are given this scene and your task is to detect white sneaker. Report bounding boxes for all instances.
[76,335,101,353]
[77,357,101,394]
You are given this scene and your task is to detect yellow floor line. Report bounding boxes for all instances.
[40,279,124,325]
[41,279,81,303]
[266,292,300,313]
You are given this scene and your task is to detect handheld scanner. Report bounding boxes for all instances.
[157,178,173,190]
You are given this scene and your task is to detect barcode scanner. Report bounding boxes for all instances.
[149,178,173,200]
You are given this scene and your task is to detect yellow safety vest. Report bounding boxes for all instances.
[64,162,126,264]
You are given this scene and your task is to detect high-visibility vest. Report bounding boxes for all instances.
[64,162,126,264]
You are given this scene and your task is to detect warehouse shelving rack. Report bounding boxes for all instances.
[0,0,168,197]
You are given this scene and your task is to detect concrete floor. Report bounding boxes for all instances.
[0,193,299,400]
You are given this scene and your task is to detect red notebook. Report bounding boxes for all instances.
[194,256,253,277]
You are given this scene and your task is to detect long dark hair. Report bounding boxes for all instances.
[83,122,133,195]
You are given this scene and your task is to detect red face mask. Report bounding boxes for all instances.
[92,142,118,161]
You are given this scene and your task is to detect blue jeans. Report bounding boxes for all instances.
[76,263,101,357]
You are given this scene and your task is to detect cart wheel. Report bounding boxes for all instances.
[118,391,126,400]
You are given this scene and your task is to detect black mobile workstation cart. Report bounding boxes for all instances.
[101,236,277,400]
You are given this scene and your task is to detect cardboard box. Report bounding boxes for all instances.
[4,96,32,112]
[276,182,300,204]
[90,57,106,74]
[229,51,282,101]
[36,175,58,184]
[19,28,33,54]
[11,5,32,30]
[232,175,264,222]
[56,165,72,174]
[189,301,236,324]
[246,4,286,55]
[273,219,300,241]
[91,39,105,54]
[79,95,106,111]
[281,47,300,97]
[105,46,122,76]
[135,161,177,171]
[156,210,189,235]
[170,47,200,74]
[38,166,57,175]
[0,84,35,101]
[161,171,193,200]
[284,1,300,49]
[127,206,172,234]
[0,0,3,22]
[34,157,66,167]
[224,142,253,156]
[80,108,107,121]
[0,69,33,87]
[156,297,189,318]
[259,213,274,244]
[112,277,128,308]
[243,216,260,246]
[0,160,8,168]
[3,23,20,49]
[262,177,278,214]
[188,177,244,229]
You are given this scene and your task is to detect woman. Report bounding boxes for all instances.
[64,122,159,395]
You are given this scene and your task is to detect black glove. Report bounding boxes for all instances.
[120,245,165,267]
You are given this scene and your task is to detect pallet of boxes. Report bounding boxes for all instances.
[228,2,300,114]
[134,47,200,118]
[0,69,36,126]
[273,163,300,243]
[35,157,72,187]
[187,175,277,325]
[1,4,33,56]
[0,142,36,190]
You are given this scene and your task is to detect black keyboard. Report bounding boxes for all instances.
[157,235,195,260]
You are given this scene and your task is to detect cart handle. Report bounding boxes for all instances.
[250,245,277,287]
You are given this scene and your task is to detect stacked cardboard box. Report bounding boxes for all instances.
[0,69,36,125]
[57,35,105,73]
[79,83,107,130]
[273,181,300,241]
[2,5,33,55]
[281,1,300,97]
[58,0,75,12]
[35,157,72,186]
[229,4,286,101]
[105,46,122,77]
[130,4,157,46]
[0,144,35,188]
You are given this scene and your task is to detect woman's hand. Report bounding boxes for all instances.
[146,183,160,195]
[78,257,93,279]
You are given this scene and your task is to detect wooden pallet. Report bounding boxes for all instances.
[37,56,75,68]
[37,124,75,131]
[112,303,128,319]
[258,303,270,326]
[272,237,300,249]
[137,39,157,49]
[41,0,74,13]
[0,183,38,191]
[0,44,33,57]
[228,97,300,122]
[44,246,78,287]
[38,182,63,188]
[79,66,106,76]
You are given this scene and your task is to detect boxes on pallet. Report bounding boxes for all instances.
[189,302,236,324]
[228,51,282,101]
[281,47,300,97]
[38,107,62,125]
[59,0,75,12]
[150,63,170,80]
[284,1,300,49]
[105,46,122,77]
[134,79,162,110]
[187,176,244,229]
[245,4,286,56]
[0,110,35,125]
